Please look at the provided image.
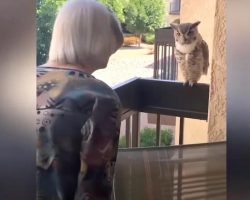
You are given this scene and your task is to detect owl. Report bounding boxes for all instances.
[170,21,209,86]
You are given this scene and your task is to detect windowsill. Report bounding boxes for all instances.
[169,11,180,15]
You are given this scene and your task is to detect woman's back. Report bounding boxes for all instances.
[37,66,121,200]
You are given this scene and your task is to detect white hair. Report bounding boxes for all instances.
[48,0,123,69]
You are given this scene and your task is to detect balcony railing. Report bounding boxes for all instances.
[113,77,209,147]
[154,27,176,80]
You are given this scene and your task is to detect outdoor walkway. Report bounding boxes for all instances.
[93,44,176,136]
[93,44,154,87]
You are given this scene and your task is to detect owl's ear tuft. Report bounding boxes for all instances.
[170,23,178,31]
[190,21,201,29]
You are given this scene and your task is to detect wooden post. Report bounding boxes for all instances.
[179,117,184,145]
[156,114,161,146]
[125,118,131,148]
[132,112,140,147]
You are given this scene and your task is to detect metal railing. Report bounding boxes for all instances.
[153,27,180,146]
[154,27,177,80]
[113,27,209,148]
[113,78,209,148]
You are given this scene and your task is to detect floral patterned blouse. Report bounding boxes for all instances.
[36,66,121,200]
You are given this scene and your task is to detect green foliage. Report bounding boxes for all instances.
[98,0,166,35]
[119,127,173,148]
[37,0,166,64]
[140,127,173,147]
[37,0,166,65]
[124,0,165,37]
[161,129,173,147]
[143,33,155,44]
[140,128,156,147]
[119,135,127,148]
[98,0,127,23]
[144,0,166,30]
[37,0,66,65]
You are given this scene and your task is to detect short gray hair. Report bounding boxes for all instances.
[48,0,123,69]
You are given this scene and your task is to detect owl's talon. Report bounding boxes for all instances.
[189,82,197,87]
[183,81,189,86]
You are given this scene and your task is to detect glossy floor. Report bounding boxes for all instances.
[115,142,226,200]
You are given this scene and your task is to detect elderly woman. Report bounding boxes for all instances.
[36,0,123,200]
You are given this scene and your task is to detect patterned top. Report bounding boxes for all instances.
[36,66,121,200]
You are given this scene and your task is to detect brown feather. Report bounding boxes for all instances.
[171,22,209,86]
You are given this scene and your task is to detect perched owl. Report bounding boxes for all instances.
[170,21,209,86]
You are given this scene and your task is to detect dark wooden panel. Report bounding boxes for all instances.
[132,112,140,147]
[125,118,131,148]
[156,114,161,146]
[155,27,175,46]
[179,117,184,145]
[113,77,139,110]
[137,79,209,119]
[113,78,209,120]
[141,107,207,119]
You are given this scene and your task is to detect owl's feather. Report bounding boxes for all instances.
[200,40,209,75]
[170,21,209,86]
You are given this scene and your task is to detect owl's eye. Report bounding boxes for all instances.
[176,32,181,36]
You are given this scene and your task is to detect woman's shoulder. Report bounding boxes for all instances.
[37,66,120,110]
[83,78,117,95]
[77,77,121,106]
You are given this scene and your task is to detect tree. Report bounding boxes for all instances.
[37,0,127,65]
[124,0,165,46]
[37,0,66,65]
[98,0,127,23]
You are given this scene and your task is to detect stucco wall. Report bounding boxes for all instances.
[168,14,180,25]
[208,0,226,141]
[175,0,217,144]
[165,0,180,26]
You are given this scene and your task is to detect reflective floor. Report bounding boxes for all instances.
[114,142,226,200]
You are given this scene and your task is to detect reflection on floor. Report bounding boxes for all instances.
[114,142,226,200]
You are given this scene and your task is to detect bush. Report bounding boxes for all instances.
[118,127,173,148]
[143,33,155,44]
[124,0,165,46]
[37,0,67,65]
[161,129,173,147]
[140,127,173,147]
[119,135,127,148]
